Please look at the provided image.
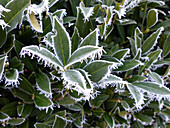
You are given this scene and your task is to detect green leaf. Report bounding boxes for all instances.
[36,72,52,97]
[17,104,24,116]
[71,27,81,53]
[2,0,31,32]
[141,27,164,54]
[52,16,71,66]
[104,113,115,128]
[8,118,25,125]
[112,49,129,61]
[127,75,146,83]
[0,27,7,48]
[79,28,98,47]
[66,46,103,68]
[116,19,137,25]
[34,123,51,128]
[93,108,105,118]
[28,12,43,33]
[84,60,114,82]
[0,112,10,122]
[127,84,144,108]
[115,60,141,72]
[9,57,24,72]
[21,104,33,118]
[20,45,63,70]
[134,114,152,124]
[0,54,7,80]
[34,93,53,112]
[133,82,170,95]
[4,34,15,54]
[90,94,109,108]
[163,33,170,58]
[150,19,170,31]
[139,49,162,74]
[5,68,19,86]
[49,0,59,8]
[149,70,164,85]
[66,103,83,111]
[52,115,67,128]
[147,9,158,29]
[57,96,76,106]
[128,37,137,56]
[1,102,17,117]
[18,75,35,95]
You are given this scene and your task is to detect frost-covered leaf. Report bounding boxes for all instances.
[128,37,137,56]
[112,48,129,61]
[9,57,24,72]
[139,49,162,74]
[5,68,19,87]
[121,100,130,111]
[49,0,59,8]
[35,123,50,128]
[79,1,94,21]
[28,12,43,33]
[97,23,106,39]
[127,75,146,83]
[149,70,164,86]
[116,19,137,25]
[0,26,7,48]
[0,112,10,122]
[52,16,71,66]
[36,72,52,98]
[53,9,66,22]
[71,27,81,53]
[133,82,170,98]
[141,27,164,54]
[147,9,158,29]
[134,114,153,124]
[150,19,170,31]
[0,54,7,80]
[52,115,67,128]
[57,96,76,106]
[127,84,144,109]
[2,0,31,32]
[133,48,142,60]
[84,60,117,82]
[63,69,93,101]
[66,46,103,68]
[34,93,53,113]
[104,113,115,128]
[8,118,25,125]
[79,28,98,47]
[163,33,170,58]
[1,102,17,117]
[20,45,63,70]
[17,104,24,116]
[115,60,141,72]
[42,32,54,47]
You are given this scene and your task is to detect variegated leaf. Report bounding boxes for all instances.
[66,46,103,68]
[52,16,71,66]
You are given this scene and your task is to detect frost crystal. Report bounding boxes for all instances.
[0,5,10,29]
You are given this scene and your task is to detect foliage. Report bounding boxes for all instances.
[0,0,170,127]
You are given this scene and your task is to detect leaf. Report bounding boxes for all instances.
[66,46,103,68]
[141,27,164,54]
[128,37,137,56]
[57,96,76,106]
[28,12,43,33]
[0,27,7,48]
[71,27,81,53]
[1,102,17,117]
[9,57,24,72]
[150,19,170,31]
[0,54,7,80]
[2,0,31,32]
[139,49,162,74]
[112,48,129,61]
[52,16,71,66]
[17,104,24,116]
[127,75,146,83]
[0,112,10,122]
[8,118,25,125]
[115,60,141,72]
[163,33,170,58]
[84,60,115,82]
[18,75,35,95]
[90,94,109,108]
[21,104,33,118]
[127,84,144,108]
[93,108,105,118]
[5,68,19,86]
[116,19,137,25]
[52,115,67,128]
[49,0,59,8]
[104,113,115,128]
[149,70,164,86]
[34,123,51,128]
[36,72,52,97]
[34,93,53,112]
[79,28,98,47]
[147,9,158,29]
[133,82,170,96]
[134,114,152,124]
[20,45,63,70]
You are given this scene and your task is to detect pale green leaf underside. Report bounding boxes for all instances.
[66,46,103,68]
[3,0,31,32]
[133,82,170,95]
[20,45,63,69]
[53,17,71,66]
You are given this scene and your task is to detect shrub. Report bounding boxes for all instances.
[0,0,170,127]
